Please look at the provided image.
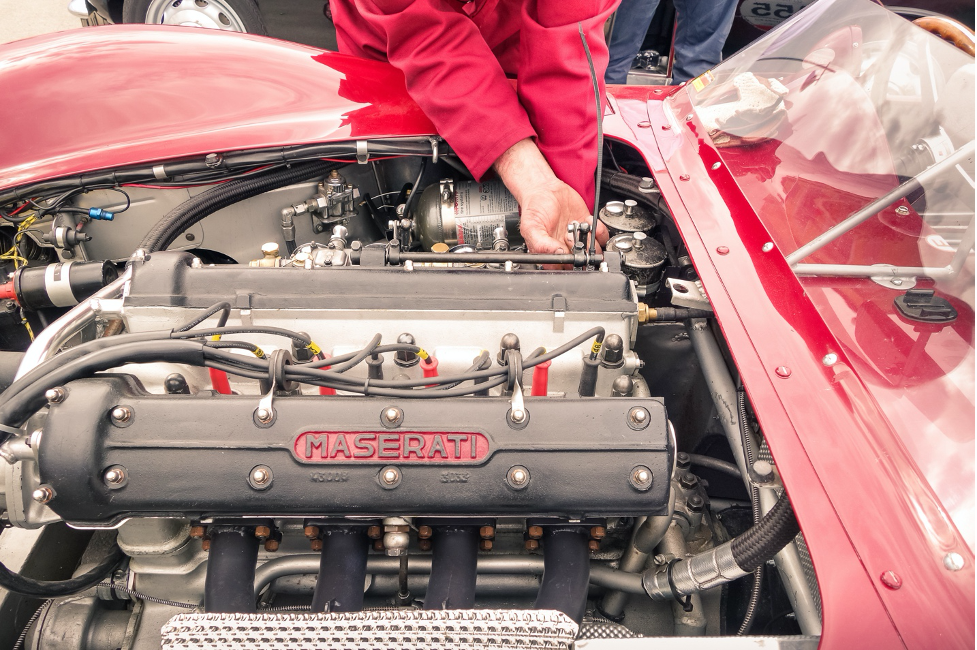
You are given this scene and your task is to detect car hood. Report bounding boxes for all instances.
[0,25,435,192]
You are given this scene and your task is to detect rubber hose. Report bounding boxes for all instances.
[205,527,260,613]
[600,170,670,218]
[311,527,369,613]
[535,527,591,623]
[0,545,123,598]
[688,454,742,479]
[731,496,799,573]
[139,161,341,253]
[0,352,24,393]
[424,526,479,609]
[737,390,763,635]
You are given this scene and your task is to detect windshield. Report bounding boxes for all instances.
[682,0,975,548]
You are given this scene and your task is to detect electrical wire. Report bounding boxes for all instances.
[97,582,198,610]
[12,600,51,650]
[579,21,603,257]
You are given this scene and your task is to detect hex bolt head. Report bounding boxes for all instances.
[264,539,280,552]
[418,539,432,552]
[944,552,965,571]
[311,539,324,552]
[676,452,691,470]
[479,526,496,540]
[367,525,383,540]
[249,465,273,490]
[687,495,705,513]
[679,472,699,490]
[254,526,271,540]
[480,539,494,552]
[506,465,530,490]
[528,526,544,540]
[627,407,650,430]
[110,406,132,424]
[382,407,403,427]
[590,526,606,540]
[45,387,66,404]
[525,539,540,551]
[103,466,128,487]
[510,408,527,423]
[255,407,273,424]
[189,525,206,539]
[32,485,55,504]
[417,525,433,540]
[380,466,402,488]
[304,525,320,539]
[629,466,654,491]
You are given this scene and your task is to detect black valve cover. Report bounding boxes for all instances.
[38,375,672,526]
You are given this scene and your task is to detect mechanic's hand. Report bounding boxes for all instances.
[492,138,608,254]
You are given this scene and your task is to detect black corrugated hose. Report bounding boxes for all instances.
[729,496,799,573]
[138,161,342,253]
[600,169,670,218]
[737,389,763,635]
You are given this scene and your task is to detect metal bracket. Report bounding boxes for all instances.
[869,264,917,290]
[356,140,369,165]
[666,278,712,311]
[551,295,567,333]
[507,379,529,430]
[429,137,441,164]
[254,377,277,428]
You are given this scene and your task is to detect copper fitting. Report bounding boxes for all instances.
[479,526,495,540]
[386,525,410,533]
[264,539,280,552]
[588,539,601,552]
[638,302,654,323]
[373,540,385,552]
[201,539,211,552]
[479,539,494,552]
[527,525,543,540]
[367,525,383,539]
[189,525,206,539]
[418,539,432,552]
[304,525,320,539]
[311,539,323,552]
[417,525,433,539]
[590,526,606,540]
[525,539,539,551]
[255,525,271,539]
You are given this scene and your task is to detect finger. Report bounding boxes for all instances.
[522,223,567,255]
[595,221,610,246]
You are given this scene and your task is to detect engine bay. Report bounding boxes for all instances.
[0,141,818,648]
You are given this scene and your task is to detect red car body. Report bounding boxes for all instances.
[0,19,973,649]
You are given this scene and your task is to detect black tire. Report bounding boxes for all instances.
[122,0,267,35]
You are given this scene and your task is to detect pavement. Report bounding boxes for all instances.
[0,0,337,49]
[0,0,81,45]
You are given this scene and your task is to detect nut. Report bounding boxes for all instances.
[687,495,705,513]
[249,465,273,490]
[588,540,601,552]
[264,539,280,552]
[629,466,654,491]
[110,406,132,424]
[255,525,271,539]
[417,525,433,539]
[45,387,66,404]
[676,452,691,469]
[311,539,323,552]
[255,407,273,424]
[304,525,320,539]
[679,472,699,490]
[31,485,55,504]
[479,539,493,551]
[418,539,432,552]
[372,540,385,552]
[103,466,127,486]
[367,525,383,540]
[506,465,530,490]
[201,539,211,552]
[590,526,606,540]
[525,539,540,551]
[479,526,495,540]
[528,526,543,540]
[189,525,206,539]
[379,466,401,487]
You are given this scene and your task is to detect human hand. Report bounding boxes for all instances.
[492,138,608,254]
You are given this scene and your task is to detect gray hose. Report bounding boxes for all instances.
[687,454,741,479]
[139,161,341,253]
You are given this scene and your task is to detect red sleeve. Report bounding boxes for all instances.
[338,0,536,180]
[518,0,620,211]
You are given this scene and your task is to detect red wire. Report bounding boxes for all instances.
[9,202,29,215]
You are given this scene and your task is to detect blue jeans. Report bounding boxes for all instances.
[605,0,737,84]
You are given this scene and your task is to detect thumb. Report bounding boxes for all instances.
[521,225,566,255]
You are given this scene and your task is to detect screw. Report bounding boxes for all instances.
[590,526,606,540]
[255,407,273,424]
[528,526,544,540]
[762,242,774,253]
[775,366,792,378]
[381,467,401,486]
[204,153,222,168]
[588,540,601,552]
[637,121,652,128]
[716,246,729,255]
[32,485,55,504]
[45,387,66,404]
[255,525,271,539]
[629,466,654,491]
[687,495,705,513]
[661,124,671,130]
[711,162,721,170]
[104,466,127,486]
[189,525,206,539]
[944,552,965,571]
[417,525,433,540]
[890,277,903,286]
[679,174,691,181]
[382,407,402,425]
[506,466,530,490]
[479,526,495,540]
[895,206,910,216]
[511,408,526,423]
[480,539,494,551]
[304,525,320,539]
[525,539,539,551]
[822,353,838,366]
[628,407,650,430]
[185,233,195,241]
[685,114,694,121]
[202,539,211,552]
[418,539,432,552]
[638,177,654,191]
[249,465,273,489]
[110,406,132,424]
[676,452,691,469]
[264,539,280,552]
[311,539,324,552]
[367,525,383,540]
[880,570,902,589]
[753,460,774,482]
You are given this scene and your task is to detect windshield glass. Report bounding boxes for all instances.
[682,0,975,548]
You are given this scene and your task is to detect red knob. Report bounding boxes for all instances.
[530,359,551,396]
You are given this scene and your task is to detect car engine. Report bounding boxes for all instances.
[0,141,814,648]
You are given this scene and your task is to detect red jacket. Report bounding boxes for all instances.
[332,0,618,210]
